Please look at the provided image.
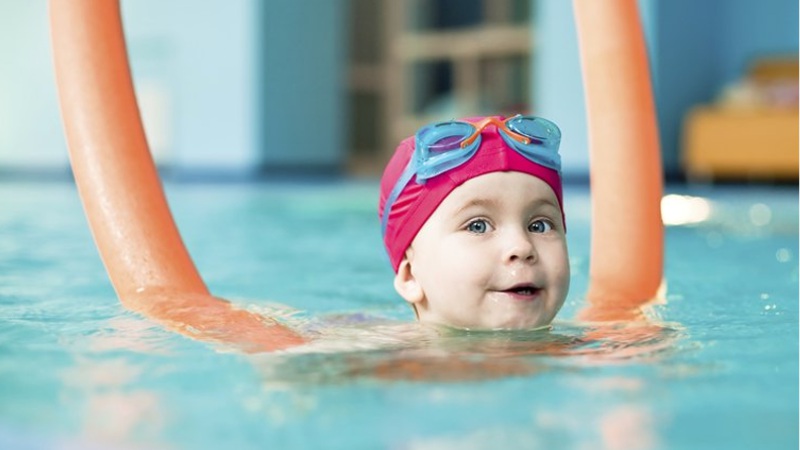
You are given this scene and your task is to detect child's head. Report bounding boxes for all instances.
[378,116,570,330]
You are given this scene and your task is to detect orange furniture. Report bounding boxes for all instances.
[683,58,799,181]
[683,107,798,180]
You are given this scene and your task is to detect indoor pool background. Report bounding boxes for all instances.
[0,180,797,449]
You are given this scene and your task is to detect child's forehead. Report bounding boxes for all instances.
[449,170,554,195]
[435,171,560,213]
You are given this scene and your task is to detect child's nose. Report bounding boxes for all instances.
[503,228,537,264]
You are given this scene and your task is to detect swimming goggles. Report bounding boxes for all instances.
[381,115,562,237]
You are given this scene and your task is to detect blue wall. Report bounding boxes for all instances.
[122,0,262,174]
[534,0,799,178]
[648,0,723,175]
[0,1,345,177]
[651,0,799,175]
[0,2,65,171]
[260,0,346,171]
[721,0,799,84]
[124,0,347,175]
[533,0,589,176]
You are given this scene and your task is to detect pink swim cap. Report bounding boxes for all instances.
[378,116,564,272]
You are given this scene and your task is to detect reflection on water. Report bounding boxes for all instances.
[661,194,713,226]
[61,357,166,446]
[250,314,683,385]
[402,402,657,450]
[60,301,681,449]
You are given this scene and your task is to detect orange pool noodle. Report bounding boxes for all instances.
[49,0,208,299]
[49,0,663,331]
[50,0,307,352]
[574,0,664,319]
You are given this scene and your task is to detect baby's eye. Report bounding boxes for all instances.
[528,219,553,233]
[466,219,490,234]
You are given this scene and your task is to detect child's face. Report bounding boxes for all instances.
[394,171,569,329]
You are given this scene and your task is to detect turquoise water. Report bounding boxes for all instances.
[0,181,797,449]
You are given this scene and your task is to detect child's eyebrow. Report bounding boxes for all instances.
[532,197,561,211]
[530,199,564,221]
[451,196,562,221]
[453,198,501,216]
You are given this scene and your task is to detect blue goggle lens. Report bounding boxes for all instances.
[418,121,475,153]
[506,117,561,148]
[428,134,466,153]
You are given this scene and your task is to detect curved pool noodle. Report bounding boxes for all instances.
[574,0,664,320]
[49,0,661,344]
[49,0,305,351]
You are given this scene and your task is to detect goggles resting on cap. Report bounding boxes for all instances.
[380,115,562,237]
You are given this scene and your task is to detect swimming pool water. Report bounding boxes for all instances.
[0,180,797,449]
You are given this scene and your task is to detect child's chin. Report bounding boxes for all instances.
[421,311,553,331]
[441,316,550,331]
[484,314,553,331]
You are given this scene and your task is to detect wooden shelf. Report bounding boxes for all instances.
[348,64,386,92]
[394,25,531,61]
[347,0,533,172]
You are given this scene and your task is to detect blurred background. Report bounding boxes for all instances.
[0,0,797,182]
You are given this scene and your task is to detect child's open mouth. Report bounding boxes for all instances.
[500,284,541,300]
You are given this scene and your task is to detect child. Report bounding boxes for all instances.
[377,115,569,330]
[141,114,572,354]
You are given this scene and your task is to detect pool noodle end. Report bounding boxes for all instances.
[574,0,665,320]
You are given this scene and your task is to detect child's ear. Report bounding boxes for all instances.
[393,252,424,306]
